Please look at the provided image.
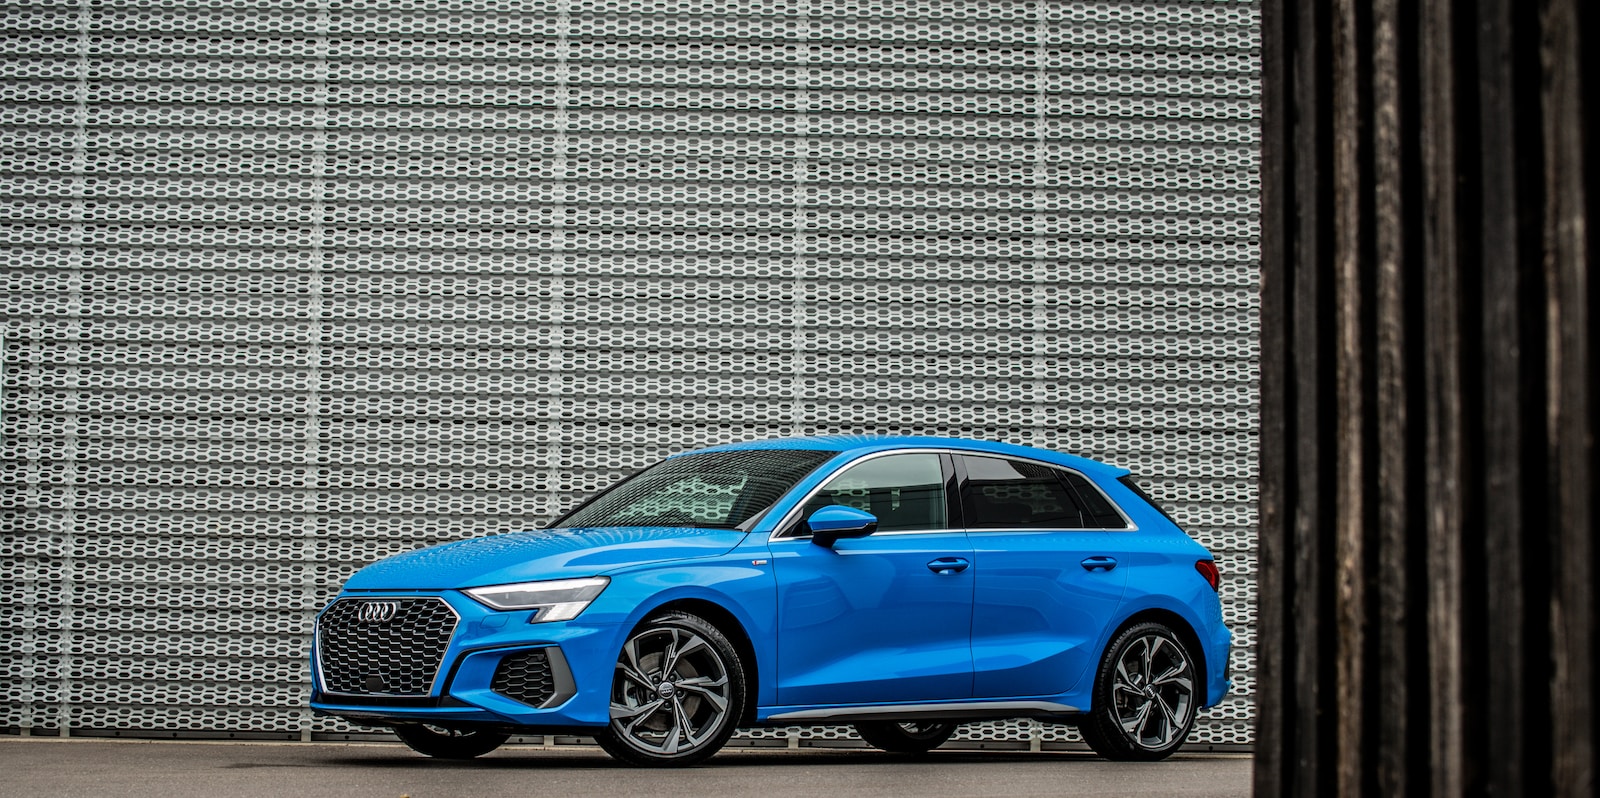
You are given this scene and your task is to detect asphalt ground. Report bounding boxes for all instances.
[0,737,1251,798]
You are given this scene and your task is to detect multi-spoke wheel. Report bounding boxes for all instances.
[594,611,746,767]
[1078,621,1198,761]
[392,724,509,759]
[854,720,958,754]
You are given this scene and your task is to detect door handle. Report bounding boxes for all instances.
[927,557,970,575]
[1080,556,1118,572]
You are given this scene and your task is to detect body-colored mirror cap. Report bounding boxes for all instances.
[806,504,880,534]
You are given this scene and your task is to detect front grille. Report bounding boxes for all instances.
[316,597,458,696]
[491,649,556,707]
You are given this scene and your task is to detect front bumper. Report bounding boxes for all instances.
[309,590,620,730]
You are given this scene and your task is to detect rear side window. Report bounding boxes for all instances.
[961,455,1085,529]
[1062,472,1130,529]
[1117,475,1183,531]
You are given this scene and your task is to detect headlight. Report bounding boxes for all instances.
[463,576,610,622]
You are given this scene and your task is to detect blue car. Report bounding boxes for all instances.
[310,436,1231,766]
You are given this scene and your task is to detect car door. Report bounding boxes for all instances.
[959,454,1130,698]
[767,451,974,706]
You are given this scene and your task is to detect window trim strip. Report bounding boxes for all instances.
[768,448,1139,540]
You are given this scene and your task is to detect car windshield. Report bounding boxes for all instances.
[553,449,834,530]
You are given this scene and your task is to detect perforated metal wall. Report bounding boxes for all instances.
[1,0,1260,747]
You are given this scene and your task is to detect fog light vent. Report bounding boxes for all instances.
[491,649,555,707]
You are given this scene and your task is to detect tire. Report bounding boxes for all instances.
[854,720,957,754]
[594,611,746,767]
[1078,621,1200,761]
[392,724,509,759]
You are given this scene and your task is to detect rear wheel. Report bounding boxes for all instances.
[594,611,746,767]
[392,724,509,759]
[854,720,957,754]
[1078,621,1199,761]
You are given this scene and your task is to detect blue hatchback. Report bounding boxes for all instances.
[310,436,1232,765]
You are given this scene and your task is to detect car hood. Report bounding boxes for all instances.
[342,526,749,590]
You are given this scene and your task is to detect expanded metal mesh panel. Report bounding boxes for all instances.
[1,0,1260,745]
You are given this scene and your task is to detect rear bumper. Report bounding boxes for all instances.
[1206,620,1233,707]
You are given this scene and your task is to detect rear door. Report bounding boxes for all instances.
[959,454,1129,698]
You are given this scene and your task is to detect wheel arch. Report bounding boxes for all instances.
[641,597,761,727]
[1104,606,1208,692]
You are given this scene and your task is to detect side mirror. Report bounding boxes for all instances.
[805,506,879,548]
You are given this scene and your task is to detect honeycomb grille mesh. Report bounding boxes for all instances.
[491,650,556,708]
[0,0,1259,746]
[315,599,457,696]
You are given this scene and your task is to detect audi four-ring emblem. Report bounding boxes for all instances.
[357,600,399,623]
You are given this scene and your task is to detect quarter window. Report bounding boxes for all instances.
[1061,471,1130,529]
[961,456,1085,529]
[801,453,947,532]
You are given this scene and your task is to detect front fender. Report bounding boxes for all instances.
[592,555,779,710]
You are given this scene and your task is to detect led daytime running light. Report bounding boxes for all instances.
[464,576,610,622]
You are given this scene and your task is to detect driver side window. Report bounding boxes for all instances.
[802,453,947,532]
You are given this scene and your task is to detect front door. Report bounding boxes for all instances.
[768,452,974,707]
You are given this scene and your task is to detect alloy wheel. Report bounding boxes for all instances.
[606,619,737,761]
[1109,632,1195,750]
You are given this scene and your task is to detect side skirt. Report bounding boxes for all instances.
[759,700,1081,725]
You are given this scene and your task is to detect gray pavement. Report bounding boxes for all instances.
[0,737,1251,798]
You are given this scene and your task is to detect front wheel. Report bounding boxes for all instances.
[594,611,746,767]
[392,724,509,759]
[854,720,957,754]
[1078,621,1200,761]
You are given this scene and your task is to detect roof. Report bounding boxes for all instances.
[684,435,1131,479]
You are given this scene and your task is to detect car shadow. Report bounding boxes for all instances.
[310,748,1106,770]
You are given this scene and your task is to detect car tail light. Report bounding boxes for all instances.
[1195,559,1220,591]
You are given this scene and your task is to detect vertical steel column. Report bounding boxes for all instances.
[56,0,94,739]
[298,0,331,744]
[786,0,813,438]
